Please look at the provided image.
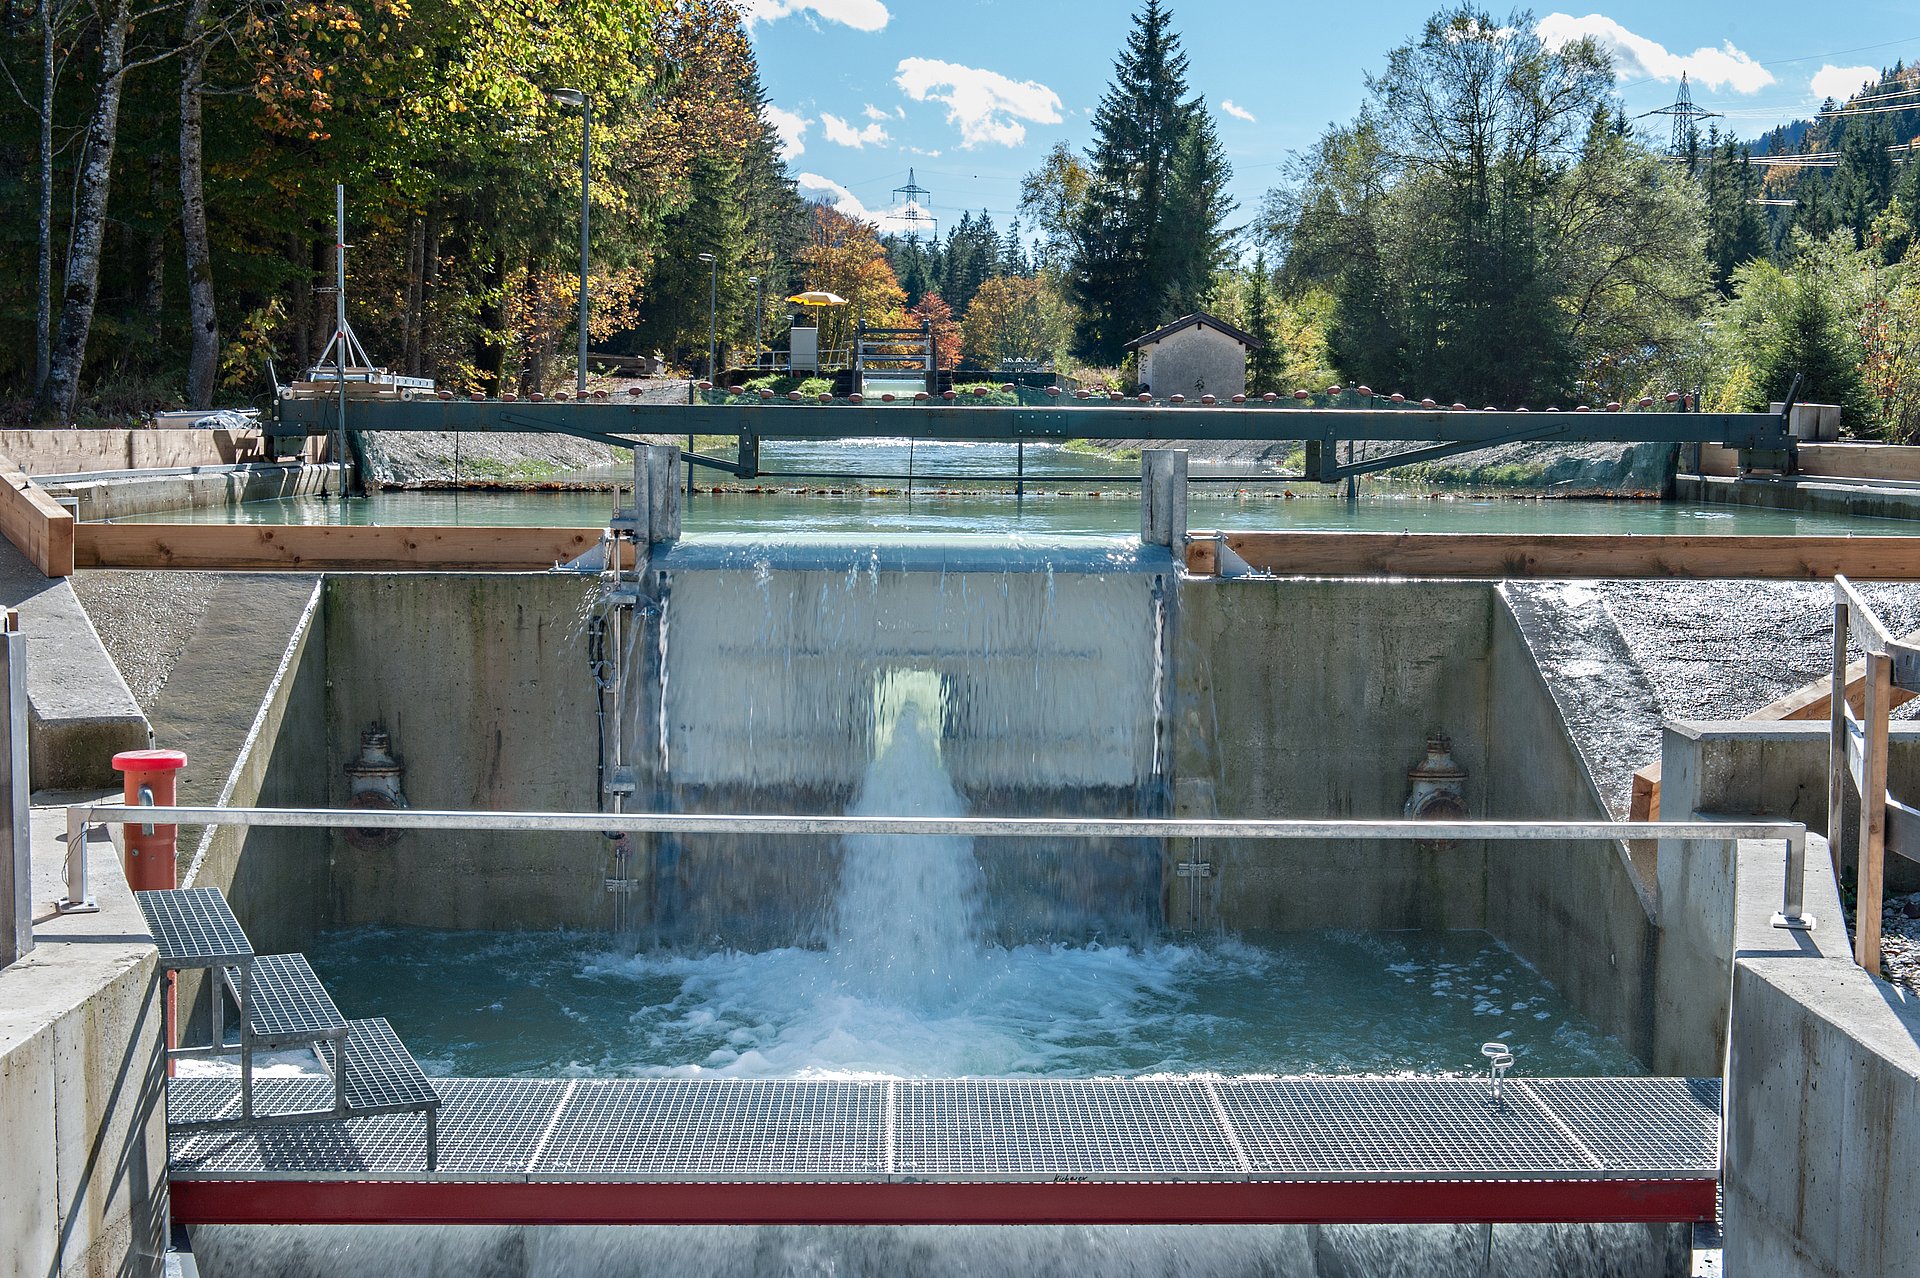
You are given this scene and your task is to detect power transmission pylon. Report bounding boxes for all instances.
[890,169,937,245]
[1638,72,1723,157]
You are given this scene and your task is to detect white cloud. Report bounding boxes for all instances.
[1811,64,1878,102]
[795,173,934,236]
[863,104,890,122]
[741,0,888,32]
[1536,14,1774,94]
[823,112,892,148]
[796,172,877,222]
[762,105,810,161]
[893,57,1063,148]
[1220,99,1256,123]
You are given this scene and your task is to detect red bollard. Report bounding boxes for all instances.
[115,749,188,891]
[115,748,187,1065]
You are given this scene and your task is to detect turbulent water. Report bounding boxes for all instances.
[828,704,987,1006]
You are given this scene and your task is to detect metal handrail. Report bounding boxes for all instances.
[64,802,1814,930]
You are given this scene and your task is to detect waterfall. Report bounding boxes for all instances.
[629,537,1175,949]
[831,702,984,1005]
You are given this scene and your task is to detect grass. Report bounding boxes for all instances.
[735,374,833,397]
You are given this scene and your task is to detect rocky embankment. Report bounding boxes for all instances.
[1095,437,1679,496]
[357,379,691,488]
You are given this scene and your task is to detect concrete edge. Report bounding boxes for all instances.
[180,579,323,889]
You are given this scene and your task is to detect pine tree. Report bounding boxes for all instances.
[1244,250,1283,393]
[1760,277,1876,431]
[1703,137,1767,293]
[1070,1,1232,364]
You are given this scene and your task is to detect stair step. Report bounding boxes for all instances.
[136,888,253,967]
[166,1019,439,1127]
[225,954,346,1044]
[328,1018,441,1115]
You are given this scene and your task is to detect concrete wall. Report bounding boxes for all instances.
[1483,598,1665,1069]
[1137,325,1249,400]
[0,543,148,790]
[1657,718,1920,1275]
[0,429,324,476]
[1171,579,1492,931]
[1676,472,1920,523]
[0,809,166,1278]
[179,581,330,956]
[1726,930,1920,1276]
[322,574,605,930]
[51,462,337,522]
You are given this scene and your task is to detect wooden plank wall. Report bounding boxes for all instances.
[0,458,74,577]
[74,524,607,572]
[1187,531,1920,581]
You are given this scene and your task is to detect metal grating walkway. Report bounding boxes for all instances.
[169,1076,1722,1227]
[136,888,253,967]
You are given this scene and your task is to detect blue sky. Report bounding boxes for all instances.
[742,0,1920,243]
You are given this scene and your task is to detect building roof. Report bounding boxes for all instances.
[1123,311,1263,352]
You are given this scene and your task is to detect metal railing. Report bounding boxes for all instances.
[1830,575,1920,969]
[61,803,1814,931]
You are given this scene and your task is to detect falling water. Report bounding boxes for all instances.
[831,703,984,1005]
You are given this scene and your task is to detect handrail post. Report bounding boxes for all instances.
[1773,825,1814,931]
[1829,587,1849,876]
[1857,649,1892,970]
[57,807,97,915]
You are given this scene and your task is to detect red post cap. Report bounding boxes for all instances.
[114,749,187,772]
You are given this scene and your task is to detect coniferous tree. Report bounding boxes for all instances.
[1759,276,1876,430]
[1244,249,1283,392]
[1069,0,1233,364]
[1703,136,1768,293]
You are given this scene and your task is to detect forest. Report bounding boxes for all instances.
[3,0,1917,437]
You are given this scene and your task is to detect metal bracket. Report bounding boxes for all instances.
[1305,425,1561,483]
[603,766,636,797]
[1175,861,1212,878]
[603,877,639,895]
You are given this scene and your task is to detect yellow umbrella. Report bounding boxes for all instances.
[786,291,849,307]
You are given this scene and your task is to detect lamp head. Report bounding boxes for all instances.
[549,88,588,107]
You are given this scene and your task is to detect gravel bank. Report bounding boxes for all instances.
[70,571,223,712]
[360,379,693,489]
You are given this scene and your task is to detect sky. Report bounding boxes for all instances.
[741,0,1920,245]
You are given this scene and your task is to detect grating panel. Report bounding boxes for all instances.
[894,1079,1243,1178]
[241,954,347,1042]
[167,1075,1723,1187]
[170,1080,548,1178]
[136,888,252,966]
[1219,1079,1596,1177]
[1524,1078,1721,1173]
[321,1019,440,1112]
[533,1079,886,1178]
[168,1077,243,1126]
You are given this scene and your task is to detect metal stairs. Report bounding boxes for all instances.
[136,886,439,1168]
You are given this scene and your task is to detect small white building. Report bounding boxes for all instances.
[1124,311,1261,400]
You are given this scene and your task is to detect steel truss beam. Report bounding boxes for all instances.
[272,399,1791,481]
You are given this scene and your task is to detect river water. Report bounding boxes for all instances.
[106,438,1915,537]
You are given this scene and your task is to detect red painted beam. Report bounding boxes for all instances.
[169,1177,1718,1227]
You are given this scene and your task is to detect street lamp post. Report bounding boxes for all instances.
[698,252,719,382]
[549,88,591,396]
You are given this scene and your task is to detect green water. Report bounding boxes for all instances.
[109,482,1914,538]
[306,926,1640,1080]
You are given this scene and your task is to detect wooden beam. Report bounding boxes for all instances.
[0,457,73,577]
[73,523,607,572]
[1192,531,1920,581]
[1626,628,1920,822]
